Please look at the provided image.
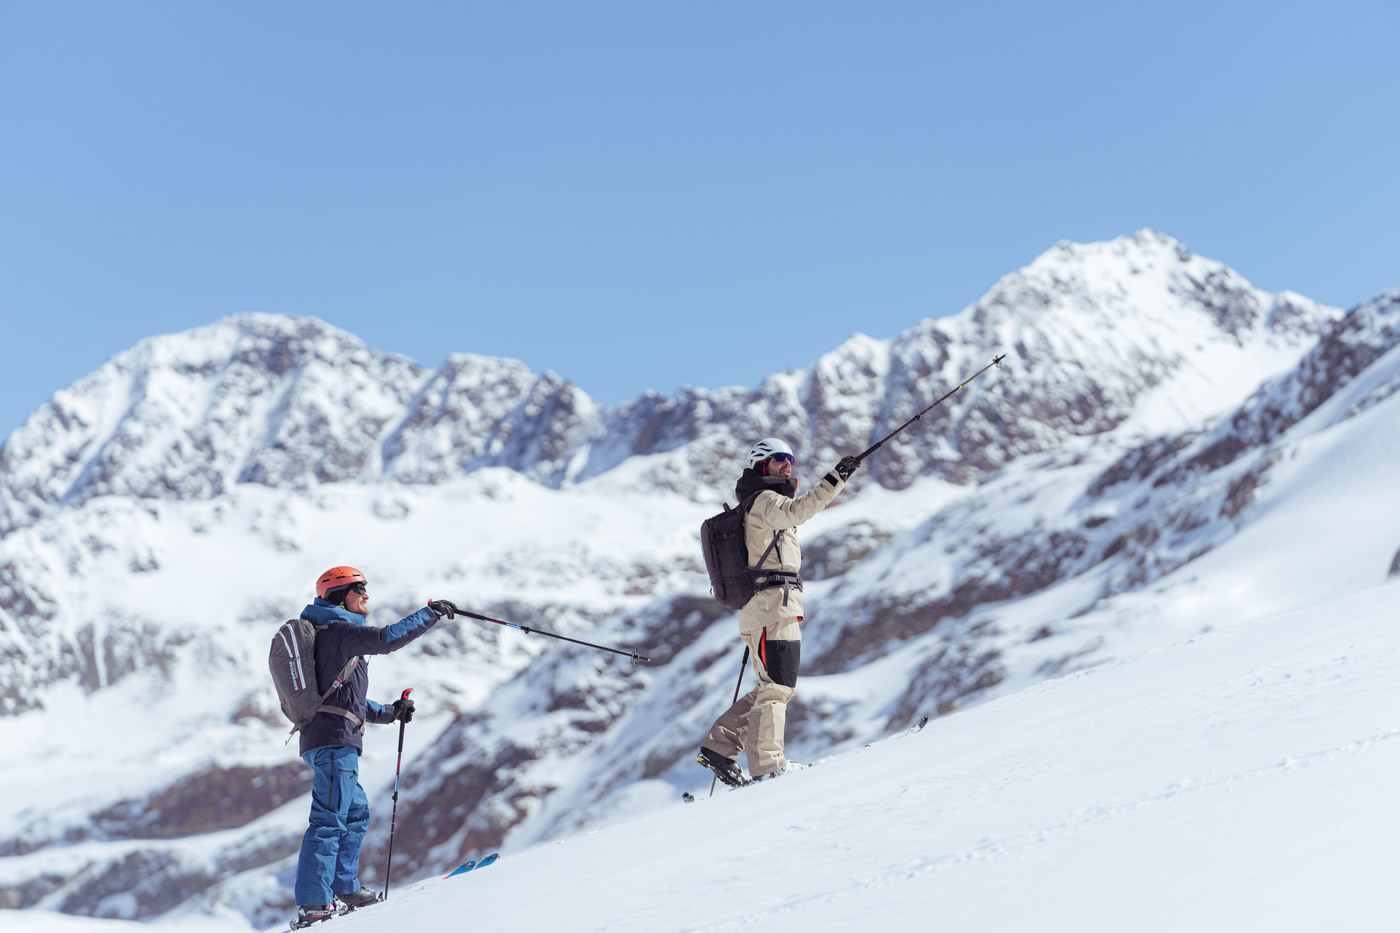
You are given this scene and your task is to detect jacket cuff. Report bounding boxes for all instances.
[366,700,395,725]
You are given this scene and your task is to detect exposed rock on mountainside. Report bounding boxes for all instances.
[92,763,309,840]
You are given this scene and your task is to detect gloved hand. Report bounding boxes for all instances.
[835,455,861,481]
[428,599,458,620]
[392,695,415,723]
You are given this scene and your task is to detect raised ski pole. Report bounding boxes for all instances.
[457,609,650,665]
[855,354,1007,463]
[382,687,412,901]
[710,645,750,798]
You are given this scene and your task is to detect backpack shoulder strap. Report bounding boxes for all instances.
[310,621,366,729]
[752,529,782,569]
[319,656,360,702]
[740,490,784,569]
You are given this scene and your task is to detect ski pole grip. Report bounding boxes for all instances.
[400,687,413,702]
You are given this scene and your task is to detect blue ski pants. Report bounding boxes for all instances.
[294,745,371,906]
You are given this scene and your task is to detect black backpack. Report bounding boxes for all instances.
[701,491,776,611]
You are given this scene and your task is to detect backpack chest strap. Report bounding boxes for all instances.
[752,569,803,604]
[315,704,366,731]
[750,529,801,605]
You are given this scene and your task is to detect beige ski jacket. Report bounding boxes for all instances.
[737,469,846,635]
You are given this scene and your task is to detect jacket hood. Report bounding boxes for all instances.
[301,598,367,626]
[736,467,797,501]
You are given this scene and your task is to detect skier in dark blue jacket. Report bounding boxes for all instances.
[292,565,458,929]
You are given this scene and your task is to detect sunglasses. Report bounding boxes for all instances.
[769,453,794,465]
[348,582,368,595]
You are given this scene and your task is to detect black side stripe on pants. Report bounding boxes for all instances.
[325,750,336,812]
[758,627,800,689]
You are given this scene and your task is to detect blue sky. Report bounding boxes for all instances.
[2,1,1397,439]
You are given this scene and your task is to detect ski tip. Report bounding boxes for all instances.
[914,714,929,731]
[444,860,477,878]
[476,853,500,869]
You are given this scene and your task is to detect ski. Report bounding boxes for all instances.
[445,852,499,879]
[683,714,930,801]
[898,714,929,738]
[810,713,931,764]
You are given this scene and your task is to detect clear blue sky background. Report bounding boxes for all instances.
[2,1,1397,440]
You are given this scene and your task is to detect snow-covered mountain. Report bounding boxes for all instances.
[4,230,1397,930]
[0,230,1336,534]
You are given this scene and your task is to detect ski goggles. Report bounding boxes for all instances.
[768,452,794,465]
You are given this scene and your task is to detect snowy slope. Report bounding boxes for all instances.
[7,577,1399,931]
[5,233,1398,930]
[338,583,1400,933]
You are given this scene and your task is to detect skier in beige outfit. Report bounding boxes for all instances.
[697,437,860,785]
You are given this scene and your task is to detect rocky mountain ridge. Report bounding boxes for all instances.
[0,230,1335,535]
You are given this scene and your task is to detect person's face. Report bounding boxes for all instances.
[343,582,370,615]
[767,454,793,478]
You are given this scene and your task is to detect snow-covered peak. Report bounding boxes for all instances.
[966,229,1331,347]
[0,234,1345,537]
[0,314,432,535]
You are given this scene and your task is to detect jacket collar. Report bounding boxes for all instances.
[301,598,367,626]
[735,467,797,501]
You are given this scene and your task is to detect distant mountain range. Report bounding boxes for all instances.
[3,230,1397,928]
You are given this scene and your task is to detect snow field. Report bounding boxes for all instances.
[302,583,1400,933]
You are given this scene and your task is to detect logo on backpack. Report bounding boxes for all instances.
[268,618,360,740]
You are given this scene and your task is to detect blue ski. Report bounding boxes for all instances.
[444,853,499,878]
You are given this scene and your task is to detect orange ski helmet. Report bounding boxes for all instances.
[316,566,367,600]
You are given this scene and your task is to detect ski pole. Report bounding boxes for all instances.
[710,645,750,799]
[457,609,650,664]
[382,687,412,901]
[855,354,1006,463]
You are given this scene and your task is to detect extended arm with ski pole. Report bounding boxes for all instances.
[855,354,1006,463]
[457,609,650,665]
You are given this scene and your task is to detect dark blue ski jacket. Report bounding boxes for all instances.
[297,599,441,756]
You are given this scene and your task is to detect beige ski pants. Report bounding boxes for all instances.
[701,619,801,778]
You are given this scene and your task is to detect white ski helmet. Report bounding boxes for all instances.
[748,437,794,469]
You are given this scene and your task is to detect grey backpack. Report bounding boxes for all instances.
[269,618,360,739]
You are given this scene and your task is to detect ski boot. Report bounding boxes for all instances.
[696,747,751,787]
[291,902,344,929]
[338,887,381,910]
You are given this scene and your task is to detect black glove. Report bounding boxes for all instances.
[392,695,415,723]
[428,599,458,620]
[835,455,861,481]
